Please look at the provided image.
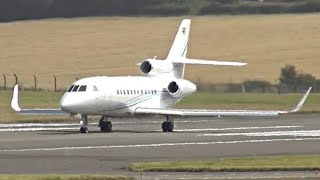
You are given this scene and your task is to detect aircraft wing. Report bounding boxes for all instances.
[135,87,312,117]
[11,85,67,115]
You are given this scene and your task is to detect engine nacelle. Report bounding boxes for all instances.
[166,79,197,98]
[140,59,173,77]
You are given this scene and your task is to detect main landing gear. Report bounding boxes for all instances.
[99,116,112,133]
[79,115,112,133]
[162,116,174,132]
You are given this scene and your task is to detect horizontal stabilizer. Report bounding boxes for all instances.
[172,58,247,66]
[11,84,67,115]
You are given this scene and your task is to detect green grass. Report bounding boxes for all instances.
[177,91,320,112]
[0,90,319,123]
[129,155,320,172]
[0,175,133,180]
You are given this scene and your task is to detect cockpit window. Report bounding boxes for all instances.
[72,85,79,92]
[67,85,74,92]
[79,85,87,92]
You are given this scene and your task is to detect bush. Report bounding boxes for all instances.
[243,80,273,93]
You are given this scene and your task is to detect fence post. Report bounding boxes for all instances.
[33,75,37,91]
[53,75,57,92]
[2,74,6,90]
[241,84,246,93]
[13,74,18,84]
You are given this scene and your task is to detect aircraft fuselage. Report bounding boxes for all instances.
[60,76,197,117]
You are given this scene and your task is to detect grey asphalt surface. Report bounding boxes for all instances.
[1,114,320,179]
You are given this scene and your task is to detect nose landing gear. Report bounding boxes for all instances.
[80,115,89,133]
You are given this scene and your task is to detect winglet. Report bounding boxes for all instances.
[290,87,312,113]
[11,84,21,112]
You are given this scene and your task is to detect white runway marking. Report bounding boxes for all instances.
[1,138,319,152]
[0,124,301,132]
[0,127,77,132]
[175,126,302,132]
[0,123,79,128]
[199,130,320,137]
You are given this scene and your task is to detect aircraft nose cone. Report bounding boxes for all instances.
[60,96,73,112]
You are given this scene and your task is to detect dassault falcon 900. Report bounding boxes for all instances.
[11,19,312,133]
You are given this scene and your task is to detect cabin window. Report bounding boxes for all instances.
[72,85,79,92]
[116,90,119,95]
[130,90,133,95]
[134,90,136,94]
[79,85,87,92]
[93,86,98,91]
[127,90,129,95]
[119,90,122,95]
[67,85,74,92]
[124,90,126,95]
[141,90,143,94]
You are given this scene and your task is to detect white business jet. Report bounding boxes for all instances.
[11,19,312,133]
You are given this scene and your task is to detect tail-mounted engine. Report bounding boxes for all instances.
[140,59,173,77]
[166,79,197,98]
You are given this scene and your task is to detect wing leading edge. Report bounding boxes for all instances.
[135,87,312,117]
[11,84,66,115]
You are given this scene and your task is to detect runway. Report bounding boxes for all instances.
[1,114,320,179]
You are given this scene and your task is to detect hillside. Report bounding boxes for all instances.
[1,14,320,90]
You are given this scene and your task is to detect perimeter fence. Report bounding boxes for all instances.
[0,74,317,93]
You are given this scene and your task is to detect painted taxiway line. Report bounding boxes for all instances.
[0,120,210,128]
[0,127,77,132]
[199,130,320,137]
[175,126,302,132]
[0,125,302,132]
[0,123,78,128]
[1,137,320,152]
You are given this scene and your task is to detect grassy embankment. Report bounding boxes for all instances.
[0,89,319,123]
[129,155,320,172]
[1,14,320,90]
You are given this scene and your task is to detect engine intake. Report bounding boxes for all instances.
[140,61,152,74]
[168,81,179,94]
[139,59,173,77]
[166,79,197,98]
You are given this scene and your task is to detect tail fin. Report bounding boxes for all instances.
[167,19,190,59]
[166,19,190,78]
[154,19,245,79]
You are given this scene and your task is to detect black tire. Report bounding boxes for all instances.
[106,121,112,132]
[80,126,88,133]
[100,121,112,132]
[167,122,174,132]
[162,122,168,132]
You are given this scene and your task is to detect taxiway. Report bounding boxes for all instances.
[1,114,320,179]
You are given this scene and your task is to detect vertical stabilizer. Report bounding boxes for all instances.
[166,19,191,78]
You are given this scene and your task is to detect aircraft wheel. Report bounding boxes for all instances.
[162,122,168,132]
[167,122,174,132]
[80,126,88,133]
[100,121,112,132]
[106,121,112,132]
[162,122,174,132]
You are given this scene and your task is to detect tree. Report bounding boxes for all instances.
[279,64,297,85]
